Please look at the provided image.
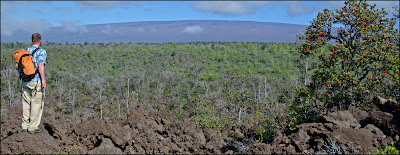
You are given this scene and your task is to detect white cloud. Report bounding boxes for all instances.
[54,6,71,11]
[370,1,398,12]
[77,1,132,10]
[150,28,158,33]
[136,28,144,32]
[192,1,270,16]
[183,26,204,34]
[102,24,112,34]
[61,21,88,34]
[34,9,42,14]
[284,1,318,16]
[1,2,14,14]
[1,17,51,36]
[326,1,398,12]
[327,1,345,10]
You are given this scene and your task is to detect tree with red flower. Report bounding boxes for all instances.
[290,0,399,126]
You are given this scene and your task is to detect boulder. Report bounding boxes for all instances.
[321,111,361,129]
[364,124,393,148]
[1,132,62,154]
[373,96,399,113]
[88,138,124,154]
[369,110,399,138]
[332,128,374,153]
[348,106,369,125]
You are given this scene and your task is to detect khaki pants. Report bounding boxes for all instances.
[22,81,44,131]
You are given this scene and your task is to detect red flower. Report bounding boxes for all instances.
[331,47,334,50]
[384,71,387,73]
[357,51,359,53]
[369,78,372,80]
[307,49,309,52]
[313,73,316,75]
[370,47,373,49]
[365,54,368,56]
[324,82,327,85]
[338,46,341,48]
[328,52,331,55]
[327,93,330,96]
[344,8,346,11]
[372,37,375,39]
[355,60,357,63]
[322,32,325,34]
[365,12,368,15]
[338,81,341,85]
[364,6,367,9]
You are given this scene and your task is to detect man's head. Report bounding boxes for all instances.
[32,33,41,45]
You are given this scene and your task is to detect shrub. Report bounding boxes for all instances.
[290,0,399,126]
[373,142,399,155]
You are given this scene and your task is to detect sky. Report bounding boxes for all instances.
[1,1,399,42]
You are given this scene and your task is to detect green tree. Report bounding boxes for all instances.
[291,0,399,124]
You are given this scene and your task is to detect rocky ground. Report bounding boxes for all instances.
[1,96,399,154]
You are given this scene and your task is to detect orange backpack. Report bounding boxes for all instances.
[12,48,40,81]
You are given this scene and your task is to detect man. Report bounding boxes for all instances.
[22,33,47,134]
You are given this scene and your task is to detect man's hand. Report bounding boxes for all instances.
[41,80,46,89]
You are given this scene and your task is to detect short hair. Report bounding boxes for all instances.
[32,33,41,43]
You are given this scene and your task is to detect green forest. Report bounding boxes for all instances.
[2,42,320,134]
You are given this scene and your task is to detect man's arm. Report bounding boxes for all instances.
[38,63,46,89]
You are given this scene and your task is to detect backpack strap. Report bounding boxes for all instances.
[31,47,41,57]
[30,47,41,76]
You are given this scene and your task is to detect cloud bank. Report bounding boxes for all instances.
[1,17,52,36]
[77,1,132,10]
[283,2,319,16]
[61,21,88,34]
[183,26,204,34]
[192,1,270,16]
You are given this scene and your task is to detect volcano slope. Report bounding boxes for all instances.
[1,97,399,154]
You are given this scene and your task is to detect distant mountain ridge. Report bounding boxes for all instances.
[3,20,310,43]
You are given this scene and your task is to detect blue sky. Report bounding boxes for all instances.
[1,1,398,39]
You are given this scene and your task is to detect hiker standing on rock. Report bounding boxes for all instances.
[21,33,47,134]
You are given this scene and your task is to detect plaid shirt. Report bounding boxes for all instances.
[25,45,47,82]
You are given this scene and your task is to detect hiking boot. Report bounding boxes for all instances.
[21,129,27,132]
[28,127,43,134]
